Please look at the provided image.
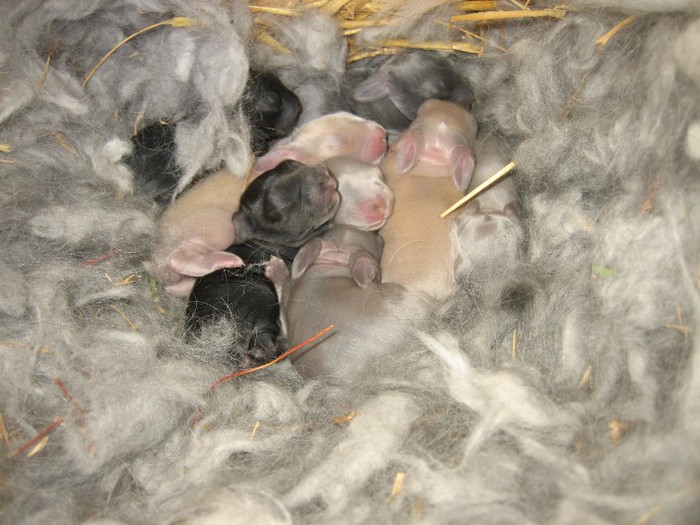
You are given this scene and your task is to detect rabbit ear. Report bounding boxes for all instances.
[391,129,423,175]
[253,135,349,176]
[352,71,392,102]
[349,250,380,288]
[253,144,302,176]
[264,255,291,308]
[167,246,244,278]
[291,238,323,280]
[449,144,476,192]
[387,82,427,122]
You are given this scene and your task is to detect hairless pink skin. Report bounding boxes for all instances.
[379,100,478,300]
[147,169,246,296]
[387,99,478,191]
[253,112,388,176]
[256,112,394,231]
[326,157,394,231]
[150,113,388,297]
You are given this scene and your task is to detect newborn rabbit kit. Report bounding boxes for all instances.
[1,1,699,524]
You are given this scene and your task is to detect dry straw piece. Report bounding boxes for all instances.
[252,2,567,215]
[386,471,406,502]
[440,161,517,218]
[253,0,567,61]
[82,17,201,87]
[332,410,357,424]
[52,132,77,155]
[451,7,566,22]
[108,304,139,332]
[596,14,639,48]
[0,412,10,446]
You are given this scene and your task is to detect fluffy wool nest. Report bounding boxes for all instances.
[1,1,699,524]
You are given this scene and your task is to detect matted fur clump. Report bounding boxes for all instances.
[1,1,699,523]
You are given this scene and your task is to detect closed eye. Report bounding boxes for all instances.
[263,195,283,223]
[259,91,282,114]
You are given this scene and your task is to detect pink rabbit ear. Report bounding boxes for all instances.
[449,144,476,192]
[392,130,422,175]
[168,247,244,277]
[291,238,323,280]
[253,134,349,175]
[349,250,380,288]
[253,145,302,175]
[164,277,197,297]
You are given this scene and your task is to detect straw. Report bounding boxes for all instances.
[83,17,201,87]
[451,8,566,23]
[440,161,516,218]
[596,15,639,49]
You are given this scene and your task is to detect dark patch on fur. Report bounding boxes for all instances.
[186,243,285,365]
[351,51,473,131]
[242,70,302,155]
[187,160,339,365]
[233,160,339,251]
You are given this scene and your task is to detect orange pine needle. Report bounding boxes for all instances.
[205,324,334,396]
[54,378,95,453]
[82,248,122,265]
[192,408,203,429]
[54,377,85,416]
[9,417,64,458]
[109,305,139,332]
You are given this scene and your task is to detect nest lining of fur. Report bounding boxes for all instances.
[1,1,699,524]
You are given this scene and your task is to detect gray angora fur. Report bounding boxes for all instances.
[1,1,699,524]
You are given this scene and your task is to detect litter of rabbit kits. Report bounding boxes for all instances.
[1,1,699,523]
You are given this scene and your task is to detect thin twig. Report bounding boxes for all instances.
[451,8,566,23]
[54,377,85,416]
[205,325,334,395]
[0,412,10,446]
[83,17,201,87]
[9,418,64,458]
[440,161,516,218]
[109,305,139,332]
[82,248,122,266]
[596,15,638,49]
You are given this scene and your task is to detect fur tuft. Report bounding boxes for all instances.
[1,1,699,524]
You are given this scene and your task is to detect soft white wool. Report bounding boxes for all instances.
[1,1,699,524]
